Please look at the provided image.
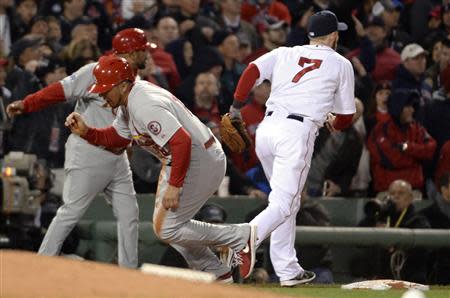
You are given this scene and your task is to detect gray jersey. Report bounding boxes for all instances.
[113,81,213,161]
[60,63,124,168]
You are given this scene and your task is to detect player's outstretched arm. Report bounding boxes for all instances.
[6,82,66,118]
[65,112,131,148]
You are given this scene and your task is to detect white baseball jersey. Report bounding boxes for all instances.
[113,81,213,160]
[252,45,356,124]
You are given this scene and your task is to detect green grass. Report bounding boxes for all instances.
[255,284,450,298]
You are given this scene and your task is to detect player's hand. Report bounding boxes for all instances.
[6,100,25,118]
[65,112,89,137]
[162,185,181,211]
[324,113,337,133]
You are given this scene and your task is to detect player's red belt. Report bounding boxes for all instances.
[267,111,304,122]
[204,136,215,149]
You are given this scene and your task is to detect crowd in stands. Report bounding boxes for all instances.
[0,0,449,284]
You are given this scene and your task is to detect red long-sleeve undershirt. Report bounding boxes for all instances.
[84,126,191,188]
[234,63,260,102]
[235,63,354,130]
[333,114,354,130]
[167,127,191,187]
[23,82,66,113]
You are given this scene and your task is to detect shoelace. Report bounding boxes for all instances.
[229,250,243,268]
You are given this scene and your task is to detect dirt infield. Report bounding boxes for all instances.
[1,250,294,298]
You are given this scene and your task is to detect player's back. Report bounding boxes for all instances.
[128,81,213,147]
[254,45,354,124]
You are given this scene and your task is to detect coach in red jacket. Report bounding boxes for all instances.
[368,90,436,192]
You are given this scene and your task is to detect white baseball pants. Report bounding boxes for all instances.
[250,111,317,281]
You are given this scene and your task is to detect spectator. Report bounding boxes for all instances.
[356,179,431,283]
[60,38,101,74]
[421,175,450,285]
[169,0,218,36]
[176,46,224,110]
[425,38,450,91]
[0,0,12,56]
[424,64,450,161]
[306,98,365,197]
[367,90,436,192]
[392,43,432,122]
[372,0,410,52]
[10,0,37,42]
[423,6,444,51]
[46,16,63,54]
[347,17,401,83]
[27,16,48,39]
[213,30,245,112]
[192,72,221,125]
[153,15,179,49]
[241,0,291,26]
[213,0,259,51]
[58,0,86,46]
[244,16,287,64]
[165,37,193,80]
[69,16,98,46]
[364,81,392,137]
[435,141,450,186]
[6,36,43,101]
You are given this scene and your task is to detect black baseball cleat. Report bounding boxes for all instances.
[280,270,316,287]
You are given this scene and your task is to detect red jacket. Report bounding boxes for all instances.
[347,47,401,83]
[435,140,450,186]
[367,120,437,192]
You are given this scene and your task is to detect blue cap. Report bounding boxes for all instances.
[307,10,347,38]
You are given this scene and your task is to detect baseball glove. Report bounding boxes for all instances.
[219,113,252,153]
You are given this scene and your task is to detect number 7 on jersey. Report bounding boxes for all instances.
[292,57,323,83]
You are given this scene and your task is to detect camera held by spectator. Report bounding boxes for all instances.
[363,196,396,225]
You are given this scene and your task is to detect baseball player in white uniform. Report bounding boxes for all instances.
[225,10,356,286]
[6,28,151,268]
[64,55,257,282]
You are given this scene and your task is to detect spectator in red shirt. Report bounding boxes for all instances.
[367,90,437,192]
[192,72,221,126]
[347,17,401,83]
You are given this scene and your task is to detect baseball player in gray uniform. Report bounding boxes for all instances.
[64,55,257,282]
[6,28,151,268]
[225,11,357,286]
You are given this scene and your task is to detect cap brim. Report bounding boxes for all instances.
[337,22,348,31]
[88,83,113,94]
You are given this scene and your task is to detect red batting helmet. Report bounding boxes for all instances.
[88,55,135,94]
[112,28,150,54]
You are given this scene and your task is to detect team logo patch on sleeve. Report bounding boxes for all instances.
[147,121,161,135]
